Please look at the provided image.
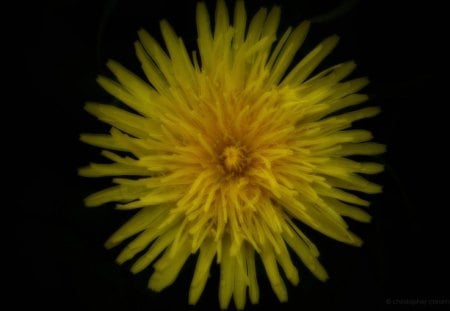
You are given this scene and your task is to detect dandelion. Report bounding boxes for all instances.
[79,0,384,309]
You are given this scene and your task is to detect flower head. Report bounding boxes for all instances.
[80,0,384,309]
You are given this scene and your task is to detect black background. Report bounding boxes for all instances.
[15,0,448,310]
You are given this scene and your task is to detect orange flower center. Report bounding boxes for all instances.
[220,145,247,174]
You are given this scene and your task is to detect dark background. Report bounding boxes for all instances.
[15,0,448,310]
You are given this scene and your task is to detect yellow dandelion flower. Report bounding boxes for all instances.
[80,0,384,309]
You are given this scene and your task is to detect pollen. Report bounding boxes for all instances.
[221,145,247,174]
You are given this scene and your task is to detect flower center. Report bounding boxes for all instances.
[220,145,247,173]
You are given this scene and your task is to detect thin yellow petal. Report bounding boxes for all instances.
[282,35,339,85]
[196,2,213,68]
[106,60,155,102]
[323,198,372,223]
[104,206,167,249]
[334,142,386,156]
[214,0,229,40]
[131,225,178,273]
[260,249,288,302]
[232,0,246,47]
[137,29,174,85]
[148,235,192,291]
[268,21,310,84]
[134,40,169,95]
[84,102,152,138]
[233,249,248,310]
[83,184,147,207]
[189,239,217,305]
[219,237,235,309]
[282,225,328,281]
[78,163,150,177]
[245,245,259,304]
